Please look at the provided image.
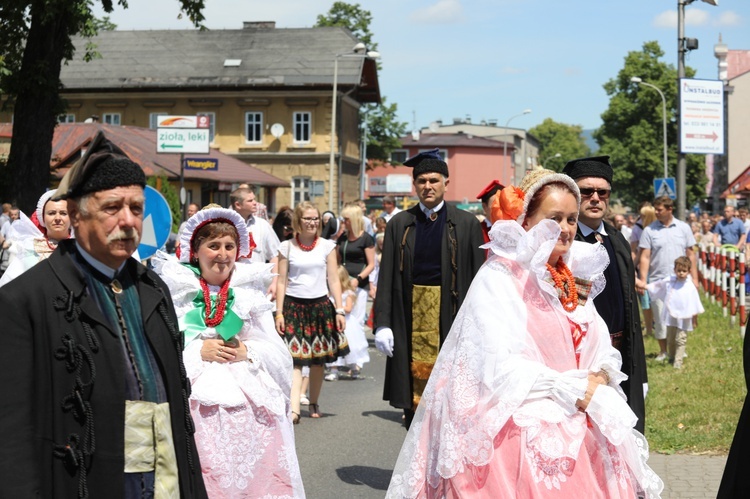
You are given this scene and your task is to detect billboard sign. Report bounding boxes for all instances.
[679,78,724,154]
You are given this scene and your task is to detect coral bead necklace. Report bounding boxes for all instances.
[200,276,232,327]
[546,259,578,312]
[296,234,318,252]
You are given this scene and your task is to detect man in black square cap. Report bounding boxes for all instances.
[563,155,647,432]
[0,132,207,498]
[374,148,485,429]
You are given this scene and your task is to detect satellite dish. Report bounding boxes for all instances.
[428,121,440,133]
[270,123,285,139]
[411,130,420,141]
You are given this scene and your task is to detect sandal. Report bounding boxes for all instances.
[309,403,322,418]
[292,411,300,425]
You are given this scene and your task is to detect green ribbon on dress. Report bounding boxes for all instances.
[180,264,243,343]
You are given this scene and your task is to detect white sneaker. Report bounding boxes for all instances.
[324,372,338,381]
[655,352,668,362]
[300,395,310,406]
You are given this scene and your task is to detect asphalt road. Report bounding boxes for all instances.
[294,341,404,499]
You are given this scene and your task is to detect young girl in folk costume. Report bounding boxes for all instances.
[326,266,369,380]
[646,256,704,369]
[153,205,304,498]
[0,190,73,286]
[386,168,663,498]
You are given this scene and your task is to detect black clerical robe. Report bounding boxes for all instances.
[375,204,485,410]
[576,222,647,433]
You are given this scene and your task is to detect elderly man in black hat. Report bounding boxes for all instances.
[374,148,485,429]
[0,132,207,498]
[563,155,648,432]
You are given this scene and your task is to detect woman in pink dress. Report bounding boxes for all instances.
[154,205,304,498]
[386,169,663,498]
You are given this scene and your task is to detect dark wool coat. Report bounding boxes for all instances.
[374,204,485,409]
[575,222,647,433]
[0,241,207,499]
[717,320,750,498]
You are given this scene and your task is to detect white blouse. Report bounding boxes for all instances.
[279,238,336,299]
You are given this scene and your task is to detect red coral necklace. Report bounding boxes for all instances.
[296,234,318,252]
[546,259,578,312]
[200,276,231,327]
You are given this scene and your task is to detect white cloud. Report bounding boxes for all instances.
[410,0,465,24]
[563,67,581,77]
[714,11,742,27]
[652,9,710,29]
[686,10,710,27]
[502,67,527,75]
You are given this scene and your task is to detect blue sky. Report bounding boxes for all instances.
[94,0,750,134]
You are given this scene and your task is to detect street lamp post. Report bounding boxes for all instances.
[328,44,380,211]
[677,0,718,218]
[502,109,531,185]
[631,77,668,179]
[543,152,561,169]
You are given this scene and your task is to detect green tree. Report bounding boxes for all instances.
[0,0,205,213]
[315,2,407,163]
[147,175,181,232]
[529,118,590,172]
[315,2,376,52]
[594,40,705,208]
[362,97,408,162]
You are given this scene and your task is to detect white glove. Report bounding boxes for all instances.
[375,327,394,357]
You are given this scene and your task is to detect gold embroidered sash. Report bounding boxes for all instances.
[124,401,179,499]
[411,284,441,409]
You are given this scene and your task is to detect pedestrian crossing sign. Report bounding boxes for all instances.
[653,177,677,199]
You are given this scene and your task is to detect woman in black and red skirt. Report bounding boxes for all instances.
[275,201,349,422]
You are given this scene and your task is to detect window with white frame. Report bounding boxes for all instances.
[149,112,168,129]
[245,112,263,144]
[390,149,408,164]
[197,112,216,142]
[103,113,121,126]
[292,177,311,206]
[57,114,75,123]
[293,112,311,144]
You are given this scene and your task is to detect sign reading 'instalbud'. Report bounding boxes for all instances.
[679,78,724,155]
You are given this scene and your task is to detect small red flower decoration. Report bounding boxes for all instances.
[491,185,526,222]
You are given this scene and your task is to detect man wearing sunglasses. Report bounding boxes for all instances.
[563,156,647,433]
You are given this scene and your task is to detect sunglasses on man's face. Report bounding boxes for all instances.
[579,188,611,200]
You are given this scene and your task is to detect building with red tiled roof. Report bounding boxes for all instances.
[0,122,286,208]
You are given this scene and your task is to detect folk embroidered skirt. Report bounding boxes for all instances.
[281,295,350,366]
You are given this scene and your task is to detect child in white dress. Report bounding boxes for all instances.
[647,255,705,369]
[326,266,370,380]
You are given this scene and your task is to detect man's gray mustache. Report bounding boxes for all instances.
[107,228,141,246]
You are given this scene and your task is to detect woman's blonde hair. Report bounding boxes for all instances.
[640,204,656,227]
[341,204,364,238]
[292,201,322,236]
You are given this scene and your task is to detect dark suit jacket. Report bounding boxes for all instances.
[576,222,647,432]
[374,204,485,409]
[0,241,207,498]
[718,321,750,498]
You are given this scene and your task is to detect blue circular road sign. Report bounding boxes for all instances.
[138,185,173,259]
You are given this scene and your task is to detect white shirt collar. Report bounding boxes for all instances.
[578,221,607,237]
[75,242,127,279]
[419,200,445,216]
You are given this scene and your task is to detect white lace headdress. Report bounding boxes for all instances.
[178,207,252,263]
